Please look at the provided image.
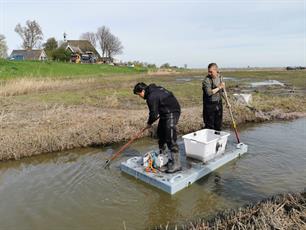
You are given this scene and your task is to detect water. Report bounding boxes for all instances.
[0,119,305,229]
[250,80,285,87]
[175,76,236,83]
[176,77,193,82]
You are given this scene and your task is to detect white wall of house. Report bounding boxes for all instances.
[39,50,48,60]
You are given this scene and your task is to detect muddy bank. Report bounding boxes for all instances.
[157,191,306,230]
[0,100,305,161]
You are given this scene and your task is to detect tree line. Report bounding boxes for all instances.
[0,20,123,61]
[0,19,162,68]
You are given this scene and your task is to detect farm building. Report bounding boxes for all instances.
[61,40,100,63]
[9,49,47,61]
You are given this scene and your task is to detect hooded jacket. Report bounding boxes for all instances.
[144,84,181,125]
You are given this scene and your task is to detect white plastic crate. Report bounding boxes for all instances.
[182,129,230,162]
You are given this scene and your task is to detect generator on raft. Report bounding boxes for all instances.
[142,151,168,172]
[121,129,248,195]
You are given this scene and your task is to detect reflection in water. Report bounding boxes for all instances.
[147,194,180,228]
[0,119,305,229]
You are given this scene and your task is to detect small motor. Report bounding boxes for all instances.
[142,152,151,167]
[154,154,169,168]
[143,151,168,169]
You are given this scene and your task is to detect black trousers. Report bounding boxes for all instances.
[203,102,223,131]
[157,112,180,153]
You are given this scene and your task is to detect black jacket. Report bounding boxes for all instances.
[144,84,181,125]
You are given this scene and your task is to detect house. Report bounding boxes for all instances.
[61,40,100,63]
[9,49,47,61]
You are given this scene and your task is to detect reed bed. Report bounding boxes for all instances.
[0,100,305,161]
[156,191,306,230]
[0,78,96,96]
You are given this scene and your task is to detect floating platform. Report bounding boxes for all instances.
[121,143,248,195]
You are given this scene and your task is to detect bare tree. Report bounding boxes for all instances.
[96,26,111,57]
[80,32,97,47]
[96,26,123,59]
[14,20,43,49]
[105,34,123,59]
[0,34,8,58]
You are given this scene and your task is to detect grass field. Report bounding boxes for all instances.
[0,59,147,79]
[1,60,305,113]
[3,68,304,109]
[224,70,306,88]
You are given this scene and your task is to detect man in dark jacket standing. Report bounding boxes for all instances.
[133,82,182,173]
[202,63,225,133]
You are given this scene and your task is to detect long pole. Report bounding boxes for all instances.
[104,126,149,168]
[221,76,241,143]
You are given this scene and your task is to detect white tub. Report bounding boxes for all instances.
[182,129,230,163]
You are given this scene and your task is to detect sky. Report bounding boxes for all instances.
[0,0,305,68]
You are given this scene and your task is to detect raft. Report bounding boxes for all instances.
[121,142,248,195]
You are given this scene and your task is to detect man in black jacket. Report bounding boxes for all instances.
[133,82,182,173]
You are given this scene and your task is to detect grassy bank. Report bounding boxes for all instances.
[156,191,306,229]
[0,59,147,79]
[0,62,305,160]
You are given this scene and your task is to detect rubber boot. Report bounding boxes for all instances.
[166,151,182,174]
[158,152,170,173]
[159,148,166,155]
[159,162,170,173]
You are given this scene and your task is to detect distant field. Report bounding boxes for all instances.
[0,59,147,79]
[0,59,305,110]
[1,69,304,111]
[224,70,306,88]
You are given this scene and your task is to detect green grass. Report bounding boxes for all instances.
[0,59,147,79]
[11,70,305,109]
[1,59,305,113]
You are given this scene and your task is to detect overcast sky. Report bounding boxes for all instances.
[0,0,305,67]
